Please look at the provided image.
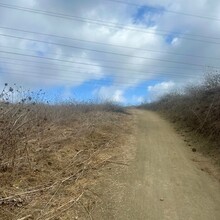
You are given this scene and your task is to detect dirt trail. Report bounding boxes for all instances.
[112,110,220,220]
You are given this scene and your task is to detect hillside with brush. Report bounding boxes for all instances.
[140,73,220,163]
[0,84,132,220]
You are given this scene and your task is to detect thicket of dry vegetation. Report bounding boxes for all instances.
[0,84,131,220]
[140,72,220,161]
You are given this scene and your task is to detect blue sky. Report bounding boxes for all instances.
[40,77,162,105]
[133,5,164,27]
[0,0,220,105]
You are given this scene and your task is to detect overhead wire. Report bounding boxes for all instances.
[0,2,217,87]
[0,35,218,68]
[0,55,204,72]
[0,3,220,44]
[1,26,220,60]
[105,0,220,22]
[1,60,199,79]
[1,70,170,88]
[1,67,194,88]
[0,45,206,70]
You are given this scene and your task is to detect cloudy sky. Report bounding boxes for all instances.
[0,0,220,104]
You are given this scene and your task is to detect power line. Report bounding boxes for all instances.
[0,53,206,88]
[3,50,198,75]
[0,55,203,72]
[1,26,220,60]
[1,68,193,87]
[1,45,205,69]
[0,45,204,73]
[2,70,115,87]
[3,71,164,91]
[1,60,199,79]
[1,51,201,78]
[0,70,167,87]
[0,43,209,71]
[105,0,220,22]
[0,3,220,44]
[0,59,100,73]
[0,52,215,79]
[0,35,216,68]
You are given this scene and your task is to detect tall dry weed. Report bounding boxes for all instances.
[140,72,220,144]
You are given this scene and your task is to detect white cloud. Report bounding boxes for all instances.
[93,86,126,103]
[148,81,176,100]
[112,90,125,103]
[0,0,220,100]
[170,37,180,46]
[131,95,145,104]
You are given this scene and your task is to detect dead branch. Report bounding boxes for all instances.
[106,160,129,166]
[17,215,32,220]
[0,184,56,203]
[40,192,84,220]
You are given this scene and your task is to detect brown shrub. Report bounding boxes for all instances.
[0,84,130,219]
[140,72,220,145]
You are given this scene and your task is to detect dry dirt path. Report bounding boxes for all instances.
[112,110,220,220]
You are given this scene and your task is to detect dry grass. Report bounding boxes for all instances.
[140,72,220,163]
[0,84,131,220]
